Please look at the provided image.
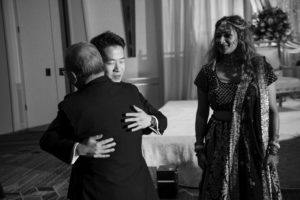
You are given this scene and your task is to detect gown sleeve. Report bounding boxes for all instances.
[194,66,209,92]
[263,58,278,86]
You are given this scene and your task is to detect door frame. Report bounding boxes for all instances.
[0,0,13,134]
[1,0,70,131]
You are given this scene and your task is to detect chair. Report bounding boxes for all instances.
[256,44,300,107]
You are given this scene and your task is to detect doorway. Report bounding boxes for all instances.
[15,0,66,128]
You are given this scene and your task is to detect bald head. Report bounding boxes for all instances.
[65,42,103,79]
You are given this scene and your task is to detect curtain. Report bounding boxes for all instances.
[161,0,245,101]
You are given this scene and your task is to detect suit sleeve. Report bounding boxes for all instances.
[138,92,168,135]
[39,108,76,164]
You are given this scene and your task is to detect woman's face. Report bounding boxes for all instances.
[215,24,238,54]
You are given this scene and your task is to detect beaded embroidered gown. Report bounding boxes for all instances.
[194,56,281,200]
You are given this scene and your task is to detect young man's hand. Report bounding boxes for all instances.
[125,105,152,131]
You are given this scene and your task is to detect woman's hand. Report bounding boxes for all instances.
[265,154,279,169]
[196,151,208,170]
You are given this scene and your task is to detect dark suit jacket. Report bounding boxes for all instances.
[40,76,167,200]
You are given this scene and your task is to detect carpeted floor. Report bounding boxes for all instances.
[0,132,70,200]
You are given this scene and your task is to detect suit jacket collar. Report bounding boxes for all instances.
[77,76,113,91]
[86,75,112,86]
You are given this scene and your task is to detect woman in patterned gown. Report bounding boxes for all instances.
[194,15,282,200]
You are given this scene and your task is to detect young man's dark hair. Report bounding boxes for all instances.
[90,31,125,60]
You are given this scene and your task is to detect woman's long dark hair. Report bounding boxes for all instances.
[207,15,257,78]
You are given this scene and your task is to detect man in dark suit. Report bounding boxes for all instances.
[40,40,167,199]
[90,31,164,134]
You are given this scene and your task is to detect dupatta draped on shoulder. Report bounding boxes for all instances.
[222,57,282,200]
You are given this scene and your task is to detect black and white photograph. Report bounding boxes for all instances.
[0,0,300,199]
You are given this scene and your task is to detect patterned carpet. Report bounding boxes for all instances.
[0,132,70,200]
